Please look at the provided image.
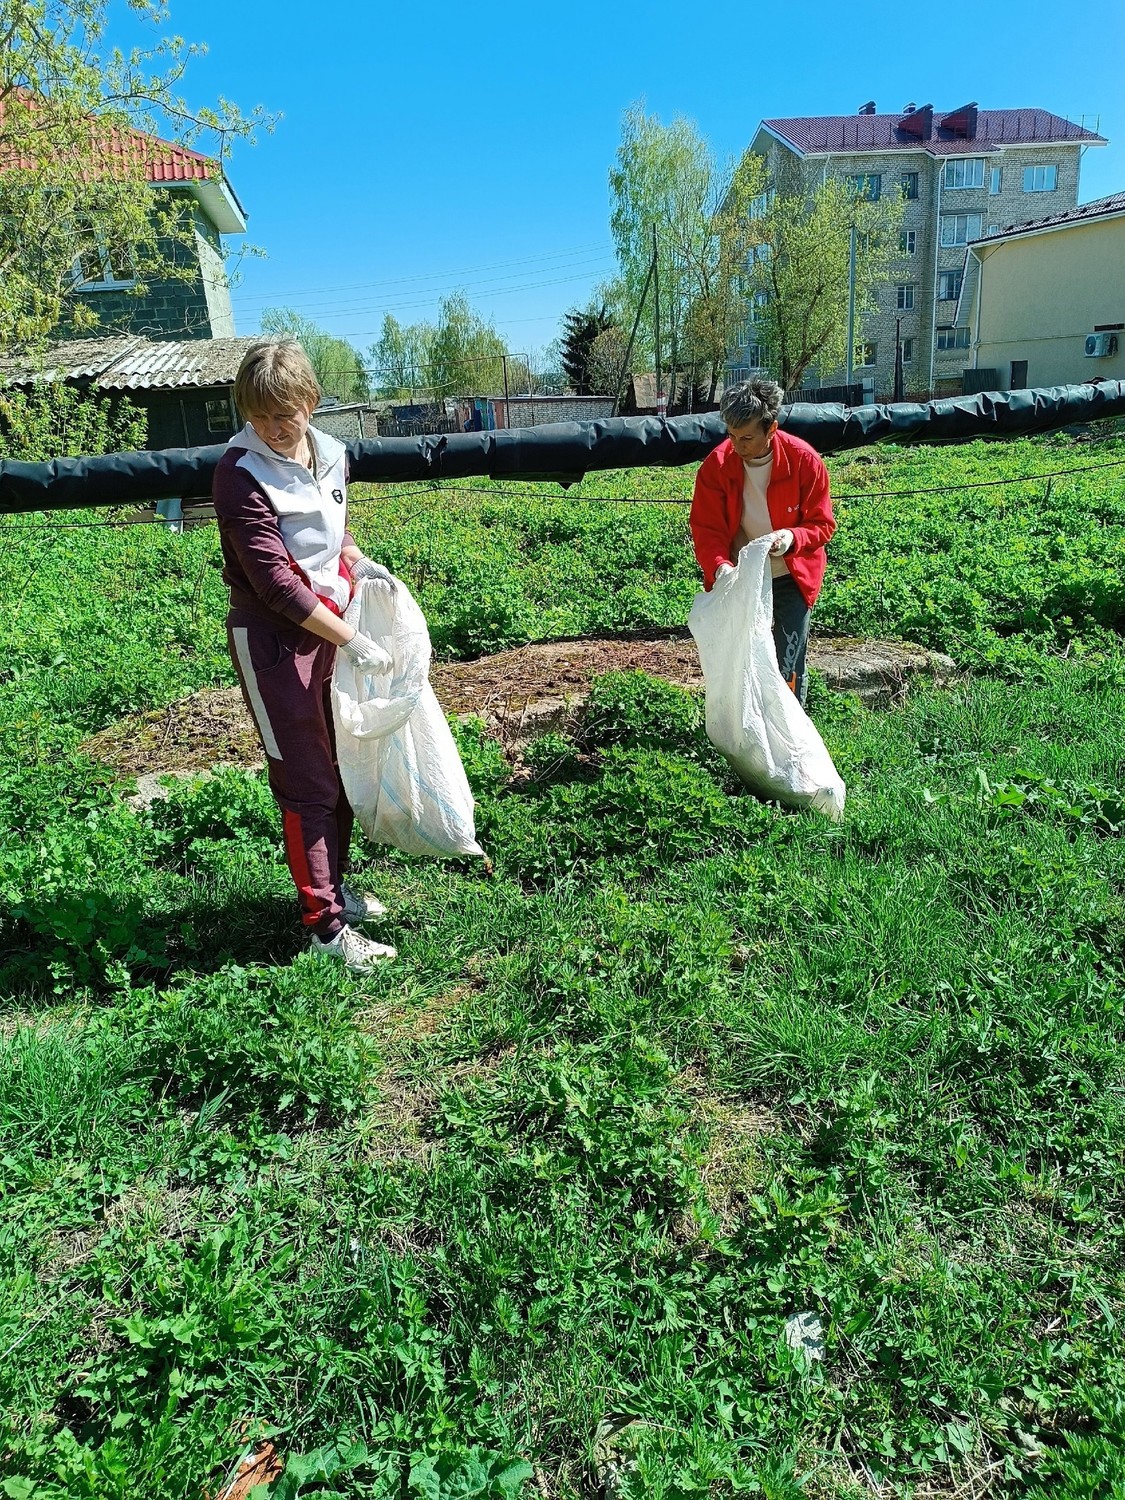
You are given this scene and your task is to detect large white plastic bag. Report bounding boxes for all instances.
[332,577,484,858]
[687,538,846,820]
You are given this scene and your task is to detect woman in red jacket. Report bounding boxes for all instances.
[689,378,835,705]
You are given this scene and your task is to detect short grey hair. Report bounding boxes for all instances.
[720,377,783,431]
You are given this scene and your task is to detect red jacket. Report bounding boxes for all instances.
[689,427,835,607]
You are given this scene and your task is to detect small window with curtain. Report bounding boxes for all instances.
[901,171,919,200]
[945,159,985,189]
[896,284,916,311]
[899,229,916,255]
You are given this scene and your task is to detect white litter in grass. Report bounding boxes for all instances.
[784,1311,826,1361]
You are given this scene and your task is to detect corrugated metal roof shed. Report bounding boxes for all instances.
[0,336,261,389]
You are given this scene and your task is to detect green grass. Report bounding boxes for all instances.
[0,428,1123,1497]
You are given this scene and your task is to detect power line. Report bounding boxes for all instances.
[231,243,616,308]
[247,268,619,329]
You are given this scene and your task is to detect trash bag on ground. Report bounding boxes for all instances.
[332,576,484,858]
[687,538,846,819]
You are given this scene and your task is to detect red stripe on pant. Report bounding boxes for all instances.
[227,611,354,939]
[282,809,323,928]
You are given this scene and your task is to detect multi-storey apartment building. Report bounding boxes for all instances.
[729,102,1106,398]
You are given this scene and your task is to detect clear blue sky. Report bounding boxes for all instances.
[110,0,1124,365]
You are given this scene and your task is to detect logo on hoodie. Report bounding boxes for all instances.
[331,488,344,505]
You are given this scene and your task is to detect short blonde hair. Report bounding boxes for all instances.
[234,339,321,416]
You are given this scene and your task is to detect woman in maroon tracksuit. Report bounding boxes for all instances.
[213,339,396,973]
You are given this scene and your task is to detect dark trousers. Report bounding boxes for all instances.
[227,611,353,939]
[772,574,812,706]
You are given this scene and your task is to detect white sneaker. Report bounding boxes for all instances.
[311,925,396,971]
[340,880,387,926]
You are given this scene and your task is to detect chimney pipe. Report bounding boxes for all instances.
[858,100,876,115]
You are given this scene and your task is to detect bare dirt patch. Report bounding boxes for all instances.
[80,630,954,781]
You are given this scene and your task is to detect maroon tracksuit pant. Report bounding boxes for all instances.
[227,610,352,939]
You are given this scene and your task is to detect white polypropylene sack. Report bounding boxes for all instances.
[332,577,484,858]
[687,539,846,819]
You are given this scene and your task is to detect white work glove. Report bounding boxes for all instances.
[339,629,392,674]
[350,556,395,586]
[766,529,794,556]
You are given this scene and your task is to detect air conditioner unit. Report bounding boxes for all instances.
[1085,332,1119,357]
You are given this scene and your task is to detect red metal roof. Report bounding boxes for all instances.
[761,107,1107,157]
[0,91,219,183]
[974,191,1125,243]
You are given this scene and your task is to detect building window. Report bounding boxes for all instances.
[901,171,919,200]
[728,367,749,383]
[74,233,135,288]
[1023,164,1058,192]
[899,229,917,255]
[748,190,771,218]
[989,166,1002,195]
[745,344,764,369]
[846,172,881,201]
[938,268,964,300]
[940,213,982,246]
[752,290,768,310]
[896,284,916,311]
[987,223,1000,235]
[206,399,232,433]
[901,337,914,363]
[936,326,971,351]
[945,158,985,189]
[856,341,877,367]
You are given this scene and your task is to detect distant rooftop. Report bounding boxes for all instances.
[760,104,1107,157]
[973,190,1125,243]
[0,91,247,232]
[0,335,261,390]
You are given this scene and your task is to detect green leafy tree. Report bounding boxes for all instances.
[587,324,630,397]
[559,304,615,395]
[609,105,767,405]
[745,168,904,393]
[260,308,370,404]
[0,380,146,457]
[0,0,267,350]
[367,313,436,399]
[429,293,511,398]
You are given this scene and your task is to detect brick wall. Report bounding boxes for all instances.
[69,198,235,342]
[738,136,1085,398]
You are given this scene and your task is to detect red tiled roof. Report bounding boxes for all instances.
[761,107,1107,156]
[974,190,1125,243]
[0,91,218,182]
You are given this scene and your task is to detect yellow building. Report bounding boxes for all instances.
[960,193,1125,390]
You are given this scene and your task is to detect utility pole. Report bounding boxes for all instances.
[610,248,657,417]
[652,222,664,417]
[501,353,510,427]
[845,223,857,394]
